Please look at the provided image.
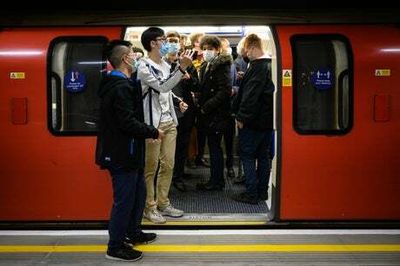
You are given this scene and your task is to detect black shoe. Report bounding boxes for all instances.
[258,191,269,201]
[231,192,258,205]
[233,175,245,184]
[196,182,224,191]
[195,158,210,167]
[227,168,235,178]
[173,180,187,192]
[125,232,157,246]
[106,246,143,261]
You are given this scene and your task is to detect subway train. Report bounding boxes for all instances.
[0,22,399,227]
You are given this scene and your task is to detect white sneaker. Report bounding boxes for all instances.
[144,209,166,224]
[159,205,184,217]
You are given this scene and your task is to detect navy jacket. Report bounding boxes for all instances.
[95,73,158,170]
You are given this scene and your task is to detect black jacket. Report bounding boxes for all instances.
[95,74,159,170]
[232,58,274,131]
[198,54,232,133]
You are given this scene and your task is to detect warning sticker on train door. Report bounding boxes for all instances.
[10,72,25,79]
[282,69,292,87]
[375,69,391,76]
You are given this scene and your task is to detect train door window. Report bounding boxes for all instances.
[291,35,353,134]
[48,37,107,135]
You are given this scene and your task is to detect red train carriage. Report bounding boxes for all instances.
[0,24,398,224]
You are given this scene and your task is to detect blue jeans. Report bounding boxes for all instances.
[239,128,273,199]
[107,166,146,250]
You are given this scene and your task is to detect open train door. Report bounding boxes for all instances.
[274,25,400,221]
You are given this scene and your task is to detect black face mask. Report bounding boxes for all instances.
[242,55,250,63]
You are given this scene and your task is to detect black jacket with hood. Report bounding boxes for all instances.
[95,74,159,170]
[198,54,232,133]
[232,58,274,131]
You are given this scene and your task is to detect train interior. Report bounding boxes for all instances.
[123,25,278,224]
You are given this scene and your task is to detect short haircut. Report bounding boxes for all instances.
[166,31,180,43]
[104,40,132,68]
[141,27,164,52]
[166,30,180,39]
[200,35,221,50]
[244,33,262,50]
[189,32,204,46]
[132,46,144,55]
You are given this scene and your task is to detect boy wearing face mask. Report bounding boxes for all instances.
[164,31,200,192]
[96,40,163,261]
[137,27,193,224]
[196,35,232,191]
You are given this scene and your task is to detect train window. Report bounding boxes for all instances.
[48,37,108,135]
[291,35,353,134]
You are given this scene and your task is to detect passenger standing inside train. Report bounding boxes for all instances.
[220,38,238,179]
[189,32,210,168]
[137,27,193,224]
[164,31,199,192]
[231,33,274,204]
[196,35,232,191]
[95,40,163,261]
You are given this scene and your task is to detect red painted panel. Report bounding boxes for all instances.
[0,27,122,221]
[11,97,28,125]
[275,25,400,220]
[374,94,391,122]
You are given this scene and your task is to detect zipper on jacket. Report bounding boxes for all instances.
[130,138,135,155]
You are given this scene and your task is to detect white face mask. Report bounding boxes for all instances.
[203,50,216,62]
[225,47,232,55]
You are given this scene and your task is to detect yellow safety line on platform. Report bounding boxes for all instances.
[1,244,400,253]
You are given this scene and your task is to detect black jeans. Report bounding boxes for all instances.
[173,111,194,180]
[207,131,225,187]
[107,166,146,250]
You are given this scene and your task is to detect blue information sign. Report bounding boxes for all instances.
[310,68,334,90]
[64,70,86,93]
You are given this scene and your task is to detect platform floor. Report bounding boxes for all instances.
[0,229,399,265]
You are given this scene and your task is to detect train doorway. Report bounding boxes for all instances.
[124,25,279,225]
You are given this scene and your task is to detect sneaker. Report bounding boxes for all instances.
[105,246,143,261]
[144,209,166,224]
[125,232,157,246]
[159,204,184,217]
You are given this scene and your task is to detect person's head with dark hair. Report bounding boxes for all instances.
[200,35,221,50]
[105,39,138,76]
[132,46,145,59]
[105,40,132,68]
[140,27,165,52]
[200,35,221,63]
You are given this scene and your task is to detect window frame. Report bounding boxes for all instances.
[290,34,354,135]
[47,36,108,136]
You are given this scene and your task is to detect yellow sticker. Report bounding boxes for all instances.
[10,72,25,79]
[282,69,292,86]
[375,69,391,76]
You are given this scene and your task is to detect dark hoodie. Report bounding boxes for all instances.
[198,54,232,133]
[95,74,158,170]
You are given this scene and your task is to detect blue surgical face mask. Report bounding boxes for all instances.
[203,50,216,62]
[159,42,169,56]
[168,43,180,54]
[126,56,138,73]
